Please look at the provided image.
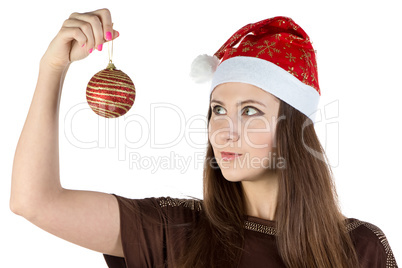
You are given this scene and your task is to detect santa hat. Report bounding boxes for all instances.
[190,16,320,121]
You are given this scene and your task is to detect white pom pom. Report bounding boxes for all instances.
[190,54,220,83]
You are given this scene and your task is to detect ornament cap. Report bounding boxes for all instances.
[106,61,116,70]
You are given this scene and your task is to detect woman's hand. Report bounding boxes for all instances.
[41,8,119,72]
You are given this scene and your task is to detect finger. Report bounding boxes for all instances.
[63,18,95,53]
[57,26,90,61]
[70,12,104,51]
[58,25,87,48]
[92,8,114,42]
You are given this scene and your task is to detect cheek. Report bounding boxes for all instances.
[208,121,213,138]
[208,121,220,153]
[207,121,214,143]
[208,119,226,144]
[244,118,276,150]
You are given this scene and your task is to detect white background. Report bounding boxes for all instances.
[1,0,401,266]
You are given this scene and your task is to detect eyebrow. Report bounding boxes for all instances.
[210,99,267,108]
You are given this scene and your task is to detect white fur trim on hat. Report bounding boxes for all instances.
[210,56,320,121]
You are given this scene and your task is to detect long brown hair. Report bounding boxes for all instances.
[178,100,359,267]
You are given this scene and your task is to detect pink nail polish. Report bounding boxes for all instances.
[97,44,103,51]
[89,48,93,54]
[116,31,120,38]
[106,31,112,41]
[81,43,86,48]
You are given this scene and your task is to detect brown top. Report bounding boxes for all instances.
[103,195,398,268]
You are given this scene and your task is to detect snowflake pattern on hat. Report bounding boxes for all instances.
[214,16,320,95]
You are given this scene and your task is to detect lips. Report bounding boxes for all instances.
[221,151,243,161]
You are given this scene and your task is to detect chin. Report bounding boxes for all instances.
[215,157,249,182]
[219,164,269,183]
[219,167,246,182]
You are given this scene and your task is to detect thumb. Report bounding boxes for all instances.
[112,30,120,40]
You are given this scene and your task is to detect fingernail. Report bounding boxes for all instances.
[116,31,120,38]
[89,48,93,54]
[106,31,112,41]
[97,44,103,51]
[81,43,86,48]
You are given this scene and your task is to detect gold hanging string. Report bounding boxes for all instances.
[107,23,116,70]
[108,36,113,63]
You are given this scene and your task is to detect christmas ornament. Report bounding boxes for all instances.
[190,16,320,121]
[86,38,136,118]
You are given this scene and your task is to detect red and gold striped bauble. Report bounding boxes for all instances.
[86,62,136,118]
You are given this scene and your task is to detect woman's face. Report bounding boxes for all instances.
[208,82,281,182]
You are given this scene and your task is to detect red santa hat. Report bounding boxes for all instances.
[190,16,320,121]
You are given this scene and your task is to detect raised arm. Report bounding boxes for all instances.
[10,9,123,257]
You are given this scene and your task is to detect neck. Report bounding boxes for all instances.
[241,170,279,221]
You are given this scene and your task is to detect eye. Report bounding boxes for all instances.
[212,105,226,115]
[242,106,260,116]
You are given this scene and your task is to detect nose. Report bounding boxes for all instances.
[225,126,240,142]
[210,115,241,146]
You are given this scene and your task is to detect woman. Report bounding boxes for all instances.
[10,8,397,268]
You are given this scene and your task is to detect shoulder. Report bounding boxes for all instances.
[346,218,398,268]
[346,218,392,251]
[112,194,203,225]
[156,197,203,223]
[157,196,203,212]
[111,194,203,211]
